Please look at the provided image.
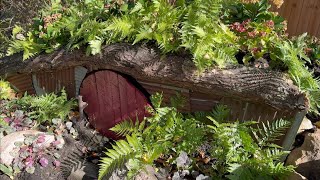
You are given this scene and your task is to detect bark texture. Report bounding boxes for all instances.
[0,43,309,112]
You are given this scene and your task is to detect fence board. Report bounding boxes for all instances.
[272,0,320,37]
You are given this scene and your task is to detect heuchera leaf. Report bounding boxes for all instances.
[37,135,46,143]
[25,156,34,167]
[53,160,61,167]
[26,166,35,174]
[39,157,49,167]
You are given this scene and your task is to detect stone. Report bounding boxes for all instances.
[196,174,210,180]
[176,151,192,168]
[0,130,56,166]
[134,165,158,180]
[297,118,314,134]
[286,129,320,179]
[172,172,182,180]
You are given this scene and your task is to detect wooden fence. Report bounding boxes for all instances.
[271,0,320,37]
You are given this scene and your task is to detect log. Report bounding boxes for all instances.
[0,43,309,112]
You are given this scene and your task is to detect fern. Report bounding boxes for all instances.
[208,113,293,179]
[251,119,290,146]
[11,89,76,124]
[210,104,230,122]
[110,117,146,137]
[98,134,143,180]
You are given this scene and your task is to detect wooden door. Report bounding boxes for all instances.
[80,70,150,139]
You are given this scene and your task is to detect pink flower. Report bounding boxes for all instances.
[39,157,49,167]
[251,47,261,54]
[260,31,267,37]
[248,31,257,38]
[242,19,251,26]
[265,20,274,28]
[51,140,61,146]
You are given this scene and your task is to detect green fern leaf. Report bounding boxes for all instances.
[98,135,142,180]
[252,119,290,146]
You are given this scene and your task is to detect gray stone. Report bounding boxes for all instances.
[176,151,192,168]
[297,118,314,134]
[134,165,157,180]
[196,174,210,180]
[172,172,182,180]
[286,129,320,179]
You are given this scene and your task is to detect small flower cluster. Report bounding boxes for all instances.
[230,19,251,33]
[43,13,62,29]
[240,0,284,8]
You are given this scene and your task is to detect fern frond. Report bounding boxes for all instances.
[110,117,145,137]
[106,16,135,40]
[264,147,289,161]
[252,119,290,146]
[211,105,230,122]
[98,135,142,180]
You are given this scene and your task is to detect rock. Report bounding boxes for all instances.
[0,130,56,166]
[196,174,210,180]
[286,171,307,180]
[67,162,99,180]
[172,172,182,180]
[134,165,158,180]
[286,129,320,179]
[297,118,314,134]
[176,151,192,168]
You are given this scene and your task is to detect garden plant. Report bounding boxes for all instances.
[1,0,320,179]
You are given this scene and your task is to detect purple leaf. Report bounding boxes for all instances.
[53,160,61,167]
[3,117,11,123]
[51,140,61,146]
[25,156,34,167]
[39,157,48,167]
[37,136,45,143]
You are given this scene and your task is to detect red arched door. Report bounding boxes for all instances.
[80,70,150,139]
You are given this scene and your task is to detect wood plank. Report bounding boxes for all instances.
[287,0,305,36]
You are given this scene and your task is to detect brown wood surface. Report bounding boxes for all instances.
[272,0,320,37]
[0,43,309,114]
[79,70,150,139]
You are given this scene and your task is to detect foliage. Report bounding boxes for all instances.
[208,115,293,179]
[3,0,320,113]
[99,93,206,179]
[0,80,15,100]
[0,0,47,58]
[273,34,320,112]
[99,94,294,179]
[9,89,76,124]
[222,0,285,26]
[0,86,77,179]
[5,133,63,176]
[0,164,14,179]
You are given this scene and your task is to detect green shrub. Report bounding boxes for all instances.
[98,94,294,180]
[10,89,76,124]
[0,80,14,100]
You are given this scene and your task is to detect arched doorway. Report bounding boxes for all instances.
[79,70,150,139]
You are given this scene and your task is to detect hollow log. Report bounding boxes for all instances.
[0,43,309,112]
